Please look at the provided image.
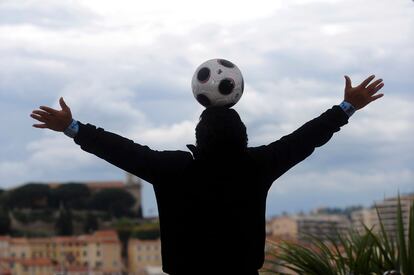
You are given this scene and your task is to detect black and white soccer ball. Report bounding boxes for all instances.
[191,58,244,108]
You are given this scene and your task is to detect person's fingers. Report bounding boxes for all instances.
[39,106,58,115]
[32,110,50,117]
[30,113,48,123]
[32,123,48,129]
[367,79,383,91]
[370,93,384,102]
[59,97,70,111]
[344,75,352,89]
[358,75,376,88]
[369,83,385,95]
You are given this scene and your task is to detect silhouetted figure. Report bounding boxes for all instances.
[31,75,384,275]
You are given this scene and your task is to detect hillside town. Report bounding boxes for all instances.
[0,173,412,275]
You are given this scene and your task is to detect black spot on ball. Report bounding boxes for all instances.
[197,67,210,83]
[241,76,244,92]
[218,78,235,95]
[196,94,211,107]
[217,59,235,68]
[224,102,235,108]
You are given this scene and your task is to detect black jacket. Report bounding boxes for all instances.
[73,106,348,275]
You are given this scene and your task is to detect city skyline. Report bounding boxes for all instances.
[1,0,413,217]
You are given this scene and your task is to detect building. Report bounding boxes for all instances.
[0,230,123,275]
[267,214,350,242]
[351,194,414,239]
[266,216,298,240]
[373,194,414,239]
[128,238,164,275]
[351,207,378,233]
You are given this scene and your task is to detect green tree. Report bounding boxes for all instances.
[83,212,99,234]
[6,183,50,209]
[0,209,11,235]
[50,183,91,209]
[55,207,73,236]
[0,190,7,209]
[90,188,136,218]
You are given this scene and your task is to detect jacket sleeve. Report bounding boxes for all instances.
[254,105,349,184]
[73,122,191,184]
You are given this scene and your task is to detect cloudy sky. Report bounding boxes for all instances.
[1,0,413,217]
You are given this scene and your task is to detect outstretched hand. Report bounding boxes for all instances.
[30,97,72,132]
[344,75,384,110]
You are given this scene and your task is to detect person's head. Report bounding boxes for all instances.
[195,107,248,158]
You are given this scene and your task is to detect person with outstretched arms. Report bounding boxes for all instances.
[31,75,384,275]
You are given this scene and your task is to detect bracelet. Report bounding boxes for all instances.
[339,101,356,117]
[64,119,79,138]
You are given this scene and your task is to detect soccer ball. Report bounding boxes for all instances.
[191,58,244,108]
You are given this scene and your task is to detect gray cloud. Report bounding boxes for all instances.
[0,0,97,29]
[0,0,413,216]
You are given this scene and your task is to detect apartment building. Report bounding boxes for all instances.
[351,207,378,233]
[374,194,414,239]
[267,214,350,242]
[0,230,122,275]
[128,238,164,275]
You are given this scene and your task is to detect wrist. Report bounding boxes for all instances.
[64,119,79,138]
[339,101,356,117]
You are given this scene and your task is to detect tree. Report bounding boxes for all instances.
[50,183,91,209]
[0,209,11,235]
[55,207,73,236]
[83,212,99,234]
[6,183,51,209]
[90,188,136,218]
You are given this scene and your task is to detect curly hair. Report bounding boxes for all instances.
[195,107,248,157]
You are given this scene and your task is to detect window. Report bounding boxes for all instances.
[96,251,101,256]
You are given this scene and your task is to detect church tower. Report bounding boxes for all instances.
[124,173,143,218]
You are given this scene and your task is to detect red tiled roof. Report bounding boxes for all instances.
[93,230,118,237]
[47,181,125,190]
[19,258,54,267]
[129,238,161,244]
[10,238,28,244]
